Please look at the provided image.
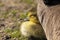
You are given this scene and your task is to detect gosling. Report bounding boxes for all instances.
[20,12,47,40]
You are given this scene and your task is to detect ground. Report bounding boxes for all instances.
[0,0,36,40]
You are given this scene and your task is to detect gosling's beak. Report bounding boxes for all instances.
[24,17,29,21]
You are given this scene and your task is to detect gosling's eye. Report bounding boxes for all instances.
[31,16,34,17]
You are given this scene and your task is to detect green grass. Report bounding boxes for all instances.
[4,27,28,40]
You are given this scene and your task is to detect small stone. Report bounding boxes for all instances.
[4,35,11,40]
[0,18,5,21]
[1,24,5,26]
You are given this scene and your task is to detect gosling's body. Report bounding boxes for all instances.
[21,21,46,40]
[21,21,45,37]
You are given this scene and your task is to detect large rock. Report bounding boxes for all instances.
[37,0,60,40]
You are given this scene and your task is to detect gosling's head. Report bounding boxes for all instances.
[27,12,39,23]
